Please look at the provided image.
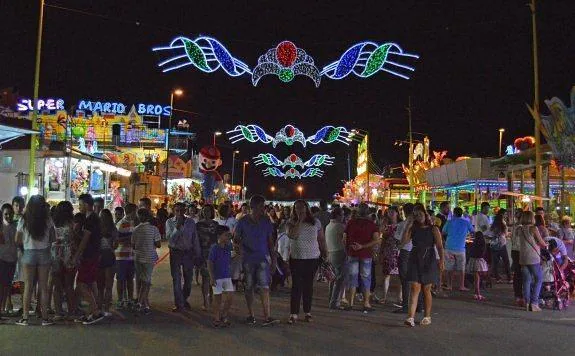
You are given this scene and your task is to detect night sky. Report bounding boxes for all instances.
[1,0,574,200]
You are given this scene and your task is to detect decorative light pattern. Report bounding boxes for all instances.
[254,153,334,168]
[252,41,321,87]
[321,42,419,80]
[227,124,351,146]
[262,167,324,179]
[154,37,419,85]
[152,36,251,75]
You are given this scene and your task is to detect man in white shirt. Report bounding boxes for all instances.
[475,202,491,234]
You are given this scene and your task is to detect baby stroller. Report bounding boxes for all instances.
[540,249,575,310]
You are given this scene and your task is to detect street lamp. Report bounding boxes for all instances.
[498,128,505,157]
[297,185,303,198]
[165,88,183,195]
[231,150,239,188]
[242,161,249,200]
[213,131,222,146]
[270,185,276,198]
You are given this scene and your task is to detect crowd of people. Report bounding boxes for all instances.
[0,193,573,328]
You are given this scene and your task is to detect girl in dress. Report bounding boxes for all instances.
[467,231,488,301]
[379,206,401,305]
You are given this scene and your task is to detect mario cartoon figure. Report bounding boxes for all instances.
[199,145,223,203]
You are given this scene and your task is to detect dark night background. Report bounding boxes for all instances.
[1,0,573,200]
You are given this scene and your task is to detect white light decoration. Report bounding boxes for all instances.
[153,36,419,85]
[227,124,350,146]
[19,186,28,196]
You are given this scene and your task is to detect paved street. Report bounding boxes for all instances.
[1,244,573,355]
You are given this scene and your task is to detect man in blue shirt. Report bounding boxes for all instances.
[442,207,474,291]
[234,195,279,326]
[166,202,200,312]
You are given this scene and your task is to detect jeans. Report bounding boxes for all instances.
[522,264,543,305]
[398,249,410,310]
[328,250,346,308]
[169,248,193,308]
[491,247,511,280]
[346,256,372,291]
[511,250,523,298]
[290,258,320,314]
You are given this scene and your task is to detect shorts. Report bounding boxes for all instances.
[346,256,372,290]
[445,250,466,272]
[99,249,116,269]
[135,261,154,284]
[0,260,16,287]
[77,256,100,284]
[212,278,235,295]
[116,260,135,282]
[243,260,271,290]
[21,248,51,266]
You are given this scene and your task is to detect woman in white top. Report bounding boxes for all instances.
[516,211,547,312]
[15,195,56,326]
[557,216,574,260]
[286,200,327,324]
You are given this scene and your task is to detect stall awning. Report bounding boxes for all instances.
[0,124,38,146]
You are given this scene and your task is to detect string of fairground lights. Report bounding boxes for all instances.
[253,153,335,169]
[227,124,352,147]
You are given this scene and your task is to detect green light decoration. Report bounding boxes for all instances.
[362,44,393,77]
[183,39,210,71]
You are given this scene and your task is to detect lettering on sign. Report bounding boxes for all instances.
[16,98,65,112]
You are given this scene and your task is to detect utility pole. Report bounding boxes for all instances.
[407,96,415,202]
[530,0,543,206]
[28,0,45,197]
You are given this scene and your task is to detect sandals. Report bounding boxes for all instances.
[420,317,432,326]
[304,314,313,322]
[404,317,415,327]
[474,295,486,301]
[288,315,298,325]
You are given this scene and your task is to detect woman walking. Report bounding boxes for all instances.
[15,195,56,326]
[98,209,118,316]
[489,210,511,283]
[516,211,547,312]
[379,206,401,305]
[286,200,327,324]
[401,205,444,327]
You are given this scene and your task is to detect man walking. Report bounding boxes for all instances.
[344,203,380,312]
[442,207,474,291]
[234,195,279,326]
[166,202,200,312]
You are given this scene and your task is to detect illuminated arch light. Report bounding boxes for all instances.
[262,167,324,179]
[152,36,252,76]
[252,41,321,87]
[254,153,335,168]
[153,36,419,85]
[321,42,419,80]
[227,124,350,147]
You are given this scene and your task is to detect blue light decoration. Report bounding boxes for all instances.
[152,36,252,76]
[262,167,324,179]
[320,42,419,80]
[227,124,351,147]
[254,153,335,168]
[153,36,419,85]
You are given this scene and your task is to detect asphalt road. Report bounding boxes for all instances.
[1,245,573,355]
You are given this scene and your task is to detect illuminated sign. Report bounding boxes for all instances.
[357,135,368,175]
[77,100,172,116]
[17,98,65,112]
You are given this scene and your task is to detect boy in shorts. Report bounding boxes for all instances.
[207,225,234,327]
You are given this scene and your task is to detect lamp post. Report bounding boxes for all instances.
[165,88,183,195]
[498,128,505,156]
[213,131,222,146]
[530,0,543,206]
[297,185,303,198]
[231,149,239,187]
[242,161,248,201]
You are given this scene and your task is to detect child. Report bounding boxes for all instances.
[207,225,234,327]
[131,208,161,315]
[466,231,488,301]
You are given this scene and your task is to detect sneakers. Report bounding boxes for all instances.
[530,305,542,312]
[82,313,105,325]
[103,312,113,317]
[262,317,280,327]
[246,316,257,325]
[15,318,29,326]
[74,315,88,323]
[42,319,55,326]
